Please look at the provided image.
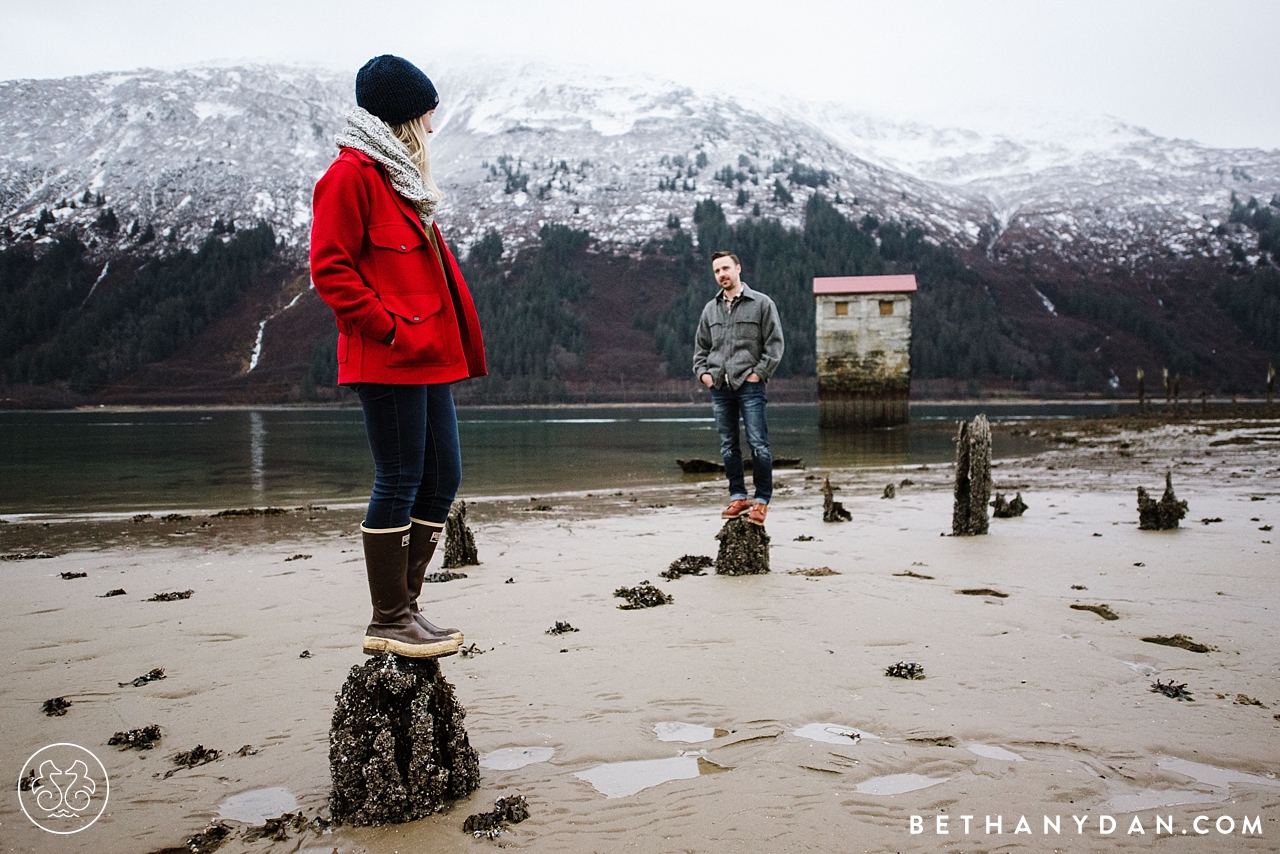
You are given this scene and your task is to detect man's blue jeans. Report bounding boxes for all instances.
[354,383,461,528]
[710,380,772,504]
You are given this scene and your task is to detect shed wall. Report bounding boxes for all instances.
[815,293,912,428]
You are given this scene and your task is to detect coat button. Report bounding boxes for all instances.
[413,316,420,321]
[400,244,406,250]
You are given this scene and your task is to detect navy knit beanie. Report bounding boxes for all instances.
[355,55,439,125]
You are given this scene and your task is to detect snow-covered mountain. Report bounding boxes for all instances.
[2,62,1278,266]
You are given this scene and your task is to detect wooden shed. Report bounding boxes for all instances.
[813,274,917,428]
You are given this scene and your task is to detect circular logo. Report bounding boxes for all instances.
[17,743,109,834]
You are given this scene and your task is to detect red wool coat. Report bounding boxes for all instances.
[310,148,487,385]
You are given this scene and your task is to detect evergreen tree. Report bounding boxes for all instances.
[94,208,118,233]
[772,179,793,206]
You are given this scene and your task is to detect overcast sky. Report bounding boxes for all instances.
[2,0,1277,150]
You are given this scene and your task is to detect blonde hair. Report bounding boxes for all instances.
[389,114,443,202]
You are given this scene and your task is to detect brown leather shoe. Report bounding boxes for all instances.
[747,502,768,526]
[722,499,753,519]
[407,519,464,642]
[361,525,460,658]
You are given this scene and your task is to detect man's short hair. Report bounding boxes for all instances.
[711,250,740,266]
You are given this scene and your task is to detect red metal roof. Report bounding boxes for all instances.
[813,275,918,295]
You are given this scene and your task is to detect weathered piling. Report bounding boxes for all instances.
[1137,472,1188,530]
[715,516,770,575]
[329,655,479,826]
[822,476,852,522]
[442,501,479,569]
[991,492,1028,518]
[952,414,992,536]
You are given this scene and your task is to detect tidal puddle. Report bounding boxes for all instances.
[854,773,948,795]
[1101,757,1280,812]
[793,723,877,745]
[480,747,556,770]
[965,744,1024,761]
[654,722,727,743]
[1158,757,1280,790]
[575,754,730,798]
[218,787,299,823]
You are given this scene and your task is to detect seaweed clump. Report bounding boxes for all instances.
[211,507,287,517]
[423,571,467,583]
[660,554,713,580]
[956,588,1008,598]
[329,654,479,826]
[886,661,926,680]
[545,621,578,635]
[145,821,233,854]
[120,667,166,687]
[715,516,770,575]
[1070,603,1119,621]
[1142,634,1214,653]
[244,812,309,842]
[148,589,194,602]
[991,492,1028,518]
[42,697,71,716]
[463,794,530,839]
[614,581,673,610]
[172,745,221,769]
[109,724,163,750]
[1137,472,1188,530]
[1151,679,1194,701]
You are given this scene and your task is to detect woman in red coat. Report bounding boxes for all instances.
[310,55,486,659]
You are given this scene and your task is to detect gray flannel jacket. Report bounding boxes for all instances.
[692,282,785,390]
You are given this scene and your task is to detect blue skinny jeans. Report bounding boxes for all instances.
[355,383,461,528]
[710,380,772,504]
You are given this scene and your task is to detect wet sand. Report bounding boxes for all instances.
[2,417,1279,852]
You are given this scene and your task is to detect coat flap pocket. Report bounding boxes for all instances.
[368,223,426,253]
[382,291,443,323]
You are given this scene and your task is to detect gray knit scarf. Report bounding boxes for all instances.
[334,106,439,227]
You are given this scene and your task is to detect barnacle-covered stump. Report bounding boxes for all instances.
[821,477,852,523]
[1137,471,1188,530]
[991,492,1028,518]
[952,414,992,536]
[443,500,479,569]
[329,655,479,826]
[715,516,770,575]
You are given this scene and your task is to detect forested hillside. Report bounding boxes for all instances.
[3,197,1277,407]
[1,225,277,394]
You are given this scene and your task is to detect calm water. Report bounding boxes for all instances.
[0,402,1129,518]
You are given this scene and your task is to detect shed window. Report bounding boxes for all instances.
[834,302,849,316]
[879,300,894,316]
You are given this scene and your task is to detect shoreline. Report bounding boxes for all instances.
[0,397,1272,415]
[1,417,1277,853]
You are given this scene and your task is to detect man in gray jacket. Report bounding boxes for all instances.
[693,251,785,525]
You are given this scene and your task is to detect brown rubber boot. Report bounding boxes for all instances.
[407,519,463,642]
[361,525,459,658]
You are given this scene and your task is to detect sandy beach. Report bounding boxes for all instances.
[2,415,1278,853]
